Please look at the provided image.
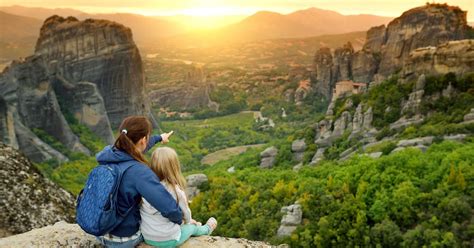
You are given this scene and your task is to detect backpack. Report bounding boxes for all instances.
[76,161,136,236]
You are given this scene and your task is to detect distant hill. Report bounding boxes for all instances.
[0,5,393,59]
[219,8,393,41]
[78,13,186,44]
[164,8,392,47]
[0,11,42,61]
[0,5,85,20]
[0,6,187,44]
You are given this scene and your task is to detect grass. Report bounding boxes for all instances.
[201,144,266,165]
[158,112,272,171]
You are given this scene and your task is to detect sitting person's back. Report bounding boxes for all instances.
[140,182,187,241]
[140,147,217,247]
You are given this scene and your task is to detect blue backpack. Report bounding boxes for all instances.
[76,162,136,236]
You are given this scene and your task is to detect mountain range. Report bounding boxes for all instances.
[0,5,394,60]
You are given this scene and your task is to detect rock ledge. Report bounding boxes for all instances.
[0,222,275,248]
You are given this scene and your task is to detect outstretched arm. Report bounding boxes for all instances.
[144,134,162,153]
[144,131,174,153]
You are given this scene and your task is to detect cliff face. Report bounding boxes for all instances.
[312,4,473,98]
[35,16,149,128]
[402,39,474,79]
[0,144,75,236]
[313,43,355,98]
[378,4,469,76]
[0,16,152,162]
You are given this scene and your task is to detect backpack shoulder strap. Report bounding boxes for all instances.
[113,161,141,217]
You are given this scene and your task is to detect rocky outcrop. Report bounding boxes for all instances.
[260,146,278,169]
[363,25,386,52]
[312,4,472,99]
[463,108,474,124]
[277,203,302,237]
[0,144,75,236]
[389,115,424,130]
[291,139,306,162]
[313,43,354,98]
[309,4,473,165]
[0,56,91,160]
[312,101,375,164]
[310,148,326,165]
[377,4,470,77]
[402,40,474,79]
[401,74,425,115]
[0,221,273,248]
[333,43,354,82]
[35,16,151,128]
[54,78,115,145]
[185,173,208,200]
[352,50,378,83]
[313,47,334,98]
[397,136,434,147]
[13,119,69,163]
[172,236,273,248]
[0,16,153,162]
[0,97,17,148]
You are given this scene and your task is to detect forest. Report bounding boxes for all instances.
[33,73,474,247]
[191,140,473,247]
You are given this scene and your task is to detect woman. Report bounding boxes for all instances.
[95,116,182,248]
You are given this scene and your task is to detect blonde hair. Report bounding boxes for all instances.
[150,147,187,203]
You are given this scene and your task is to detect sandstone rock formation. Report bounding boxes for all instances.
[291,139,306,162]
[54,79,115,145]
[377,4,470,77]
[0,56,90,161]
[397,136,434,147]
[35,16,151,128]
[0,144,75,236]
[185,173,209,200]
[313,43,354,98]
[311,101,375,164]
[401,74,426,115]
[312,4,472,99]
[463,108,474,124]
[0,221,274,248]
[0,15,153,162]
[260,146,278,168]
[277,203,302,237]
[402,40,474,79]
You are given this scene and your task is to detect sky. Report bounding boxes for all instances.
[1,0,473,21]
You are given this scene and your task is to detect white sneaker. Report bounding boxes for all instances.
[205,217,217,234]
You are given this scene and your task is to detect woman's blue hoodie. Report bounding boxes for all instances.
[95,135,183,237]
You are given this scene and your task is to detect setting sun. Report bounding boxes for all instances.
[179,7,244,16]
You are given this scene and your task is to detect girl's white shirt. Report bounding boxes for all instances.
[140,181,191,242]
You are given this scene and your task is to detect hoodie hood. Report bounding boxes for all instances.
[96,145,135,164]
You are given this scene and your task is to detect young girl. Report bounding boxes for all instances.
[140,147,217,247]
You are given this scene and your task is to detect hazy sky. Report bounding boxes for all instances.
[1,0,473,20]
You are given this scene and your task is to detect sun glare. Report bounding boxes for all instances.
[179,6,250,16]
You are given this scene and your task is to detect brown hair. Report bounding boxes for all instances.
[150,147,187,203]
[114,116,152,165]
